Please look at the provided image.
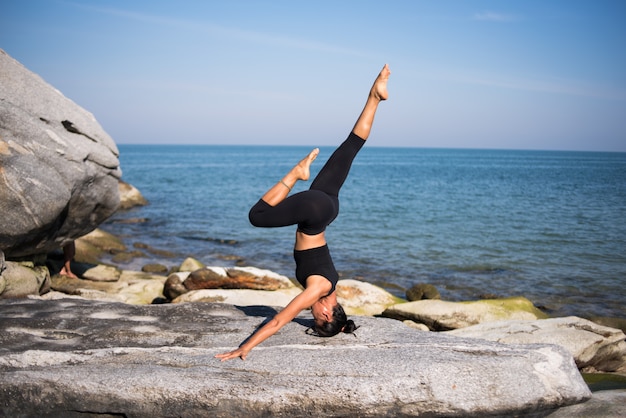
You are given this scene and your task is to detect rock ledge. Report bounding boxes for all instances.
[0,298,591,417]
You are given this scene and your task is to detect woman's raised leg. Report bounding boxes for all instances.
[249,64,391,226]
[352,63,390,140]
[309,64,391,196]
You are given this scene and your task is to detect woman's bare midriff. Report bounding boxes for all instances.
[294,230,327,251]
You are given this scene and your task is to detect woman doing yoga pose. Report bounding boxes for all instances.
[216,64,390,361]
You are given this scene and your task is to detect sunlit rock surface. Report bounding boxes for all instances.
[0,298,590,417]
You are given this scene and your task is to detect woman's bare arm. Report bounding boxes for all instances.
[215,282,329,361]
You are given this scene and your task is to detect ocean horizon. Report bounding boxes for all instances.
[101,144,626,320]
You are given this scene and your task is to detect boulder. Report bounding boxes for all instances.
[382,296,548,330]
[0,298,591,417]
[164,266,295,300]
[184,266,293,291]
[336,279,401,316]
[0,49,121,258]
[447,317,626,373]
[546,389,626,418]
[81,264,122,282]
[49,269,166,304]
[0,260,50,298]
[76,228,126,255]
[141,263,169,274]
[172,287,303,306]
[406,282,441,301]
[178,256,205,272]
[163,272,189,300]
[118,180,148,209]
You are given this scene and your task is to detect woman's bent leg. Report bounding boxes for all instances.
[258,148,319,207]
[249,189,335,231]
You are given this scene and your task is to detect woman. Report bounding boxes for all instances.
[216,64,390,361]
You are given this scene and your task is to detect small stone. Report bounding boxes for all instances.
[81,265,121,282]
[118,180,148,209]
[163,273,189,300]
[179,257,205,272]
[403,320,430,331]
[141,264,168,274]
[406,283,441,301]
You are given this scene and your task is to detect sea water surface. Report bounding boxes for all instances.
[104,145,626,319]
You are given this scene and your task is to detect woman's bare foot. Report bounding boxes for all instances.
[351,65,391,140]
[59,266,78,279]
[262,148,319,205]
[292,148,319,181]
[371,64,390,101]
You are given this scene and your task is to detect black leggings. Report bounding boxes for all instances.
[248,132,365,235]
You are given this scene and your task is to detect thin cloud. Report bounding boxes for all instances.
[473,11,519,22]
[434,71,626,101]
[64,1,370,57]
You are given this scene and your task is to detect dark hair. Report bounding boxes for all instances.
[309,303,359,338]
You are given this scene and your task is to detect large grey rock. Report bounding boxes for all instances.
[0,298,591,417]
[447,317,626,374]
[0,49,121,258]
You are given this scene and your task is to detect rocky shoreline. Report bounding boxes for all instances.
[2,219,626,416]
[2,175,625,416]
[47,226,626,375]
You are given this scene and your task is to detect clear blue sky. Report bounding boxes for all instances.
[2,1,625,151]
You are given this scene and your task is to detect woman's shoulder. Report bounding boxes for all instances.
[305,275,333,295]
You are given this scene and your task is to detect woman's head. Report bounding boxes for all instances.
[310,303,359,337]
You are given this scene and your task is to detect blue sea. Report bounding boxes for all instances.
[103,145,626,319]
